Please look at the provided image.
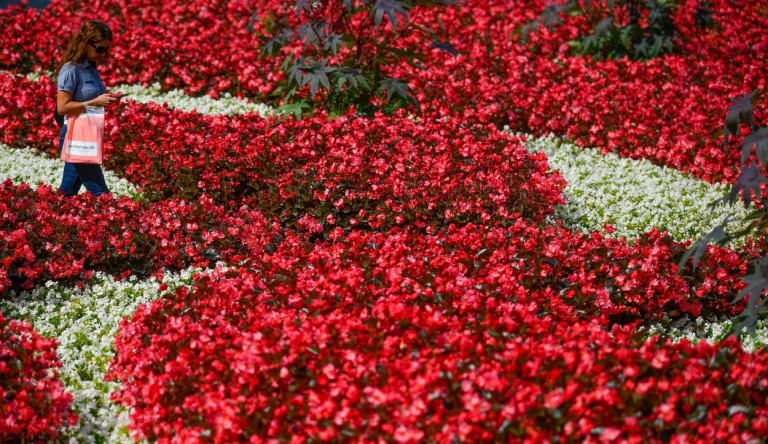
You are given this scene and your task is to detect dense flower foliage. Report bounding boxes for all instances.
[396,0,768,182]
[3,0,767,181]
[0,268,216,442]
[107,107,565,230]
[0,181,280,292]
[0,165,749,315]
[3,0,768,441]
[0,0,292,98]
[5,85,765,441]
[0,312,75,442]
[1,72,566,232]
[108,225,761,442]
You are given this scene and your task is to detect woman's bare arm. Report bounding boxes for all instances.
[57,90,118,115]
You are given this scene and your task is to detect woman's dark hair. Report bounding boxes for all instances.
[57,20,113,72]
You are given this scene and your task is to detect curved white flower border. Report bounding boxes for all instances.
[509,131,751,246]
[110,83,274,117]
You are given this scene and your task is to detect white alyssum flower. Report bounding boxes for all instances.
[25,69,49,82]
[0,143,139,198]
[644,316,768,353]
[111,83,274,117]
[0,267,224,444]
[509,132,750,245]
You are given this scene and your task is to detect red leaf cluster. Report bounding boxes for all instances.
[0,312,75,442]
[2,1,768,441]
[0,0,293,98]
[0,72,566,231]
[108,224,759,443]
[2,1,766,180]
[0,181,280,292]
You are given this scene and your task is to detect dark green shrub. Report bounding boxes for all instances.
[521,0,715,61]
[259,0,459,117]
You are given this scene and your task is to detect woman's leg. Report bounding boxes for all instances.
[72,163,111,196]
[58,124,83,196]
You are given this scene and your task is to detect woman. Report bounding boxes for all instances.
[56,20,119,197]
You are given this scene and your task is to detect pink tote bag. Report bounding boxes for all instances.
[61,106,105,164]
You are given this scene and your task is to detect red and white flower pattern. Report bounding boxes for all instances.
[1,0,768,442]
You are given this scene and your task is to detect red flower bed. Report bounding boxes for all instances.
[0,72,566,231]
[109,224,758,442]
[108,107,566,229]
[3,1,766,181]
[397,0,768,183]
[0,72,59,153]
[0,0,292,99]
[3,2,768,441]
[0,180,280,293]
[0,312,75,442]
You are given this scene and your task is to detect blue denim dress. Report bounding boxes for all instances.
[57,61,110,196]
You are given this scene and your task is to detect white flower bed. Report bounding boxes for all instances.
[513,132,750,244]
[643,316,768,353]
[111,83,274,116]
[0,143,139,198]
[0,268,219,443]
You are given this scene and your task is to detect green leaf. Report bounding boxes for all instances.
[279,54,294,71]
[295,0,313,18]
[276,101,312,119]
[336,67,370,90]
[619,26,632,50]
[286,57,307,87]
[733,258,768,304]
[431,40,458,56]
[678,220,729,270]
[303,58,335,97]
[727,90,759,148]
[582,33,600,52]
[649,36,663,57]
[379,77,412,101]
[298,21,329,48]
[261,29,294,58]
[730,258,768,338]
[520,21,538,42]
[371,0,411,29]
[595,17,614,36]
[540,2,566,30]
[262,36,281,56]
[728,162,768,208]
[634,39,649,58]
[323,33,345,54]
[566,40,582,49]
[740,127,768,167]
[693,5,715,28]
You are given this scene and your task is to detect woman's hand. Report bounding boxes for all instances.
[57,90,119,115]
[86,93,119,107]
